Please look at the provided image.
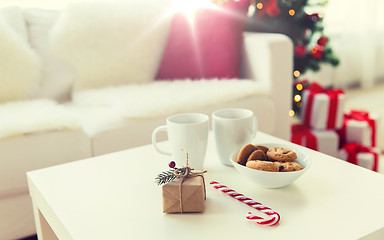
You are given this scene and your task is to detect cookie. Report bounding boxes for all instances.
[236,144,257,166]
[273,162,285,172]
[246,160,279,172]
[280,162,303,172]
[247,150,268,162]
[255,145,269,154]
[266,147,297,162]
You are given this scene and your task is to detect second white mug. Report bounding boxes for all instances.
[212,108,258,166]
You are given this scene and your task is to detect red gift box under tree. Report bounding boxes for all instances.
[337,110,378,148]
[301,82,345,130]
[338,143,379,172]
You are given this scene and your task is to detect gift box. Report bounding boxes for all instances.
[301,82,345,130]
[338,143,380,172]
[291,124,339,157]
[338,110,379,148]
[162,176,206,213]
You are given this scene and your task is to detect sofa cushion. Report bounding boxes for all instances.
[62,104,127,138]
[50,0,173,92]
[0,129,92,200]
[72,79,267,119]
[24,8,75,102]
[0,7,41,103]
[0,99,80,139]
[156,0,250,80]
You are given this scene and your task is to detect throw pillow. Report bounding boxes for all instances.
[0,7,41,104]
[50,0,173,92]
[156,0,250,80]
[24,8,75,102]
[0,6,28,42]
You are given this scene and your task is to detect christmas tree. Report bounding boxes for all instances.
[245,0,339,116]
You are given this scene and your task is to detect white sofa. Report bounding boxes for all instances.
[0,2,293,239]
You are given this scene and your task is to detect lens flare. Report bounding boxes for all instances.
[172,0,212,23]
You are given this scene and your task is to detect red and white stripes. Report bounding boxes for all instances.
[210,181,280,226]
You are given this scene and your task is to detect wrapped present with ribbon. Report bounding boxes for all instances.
[337,110,379,148]
[291,124,339,157]
[156,150,207,213]
[338,143,380,172]
[301,82,345,130]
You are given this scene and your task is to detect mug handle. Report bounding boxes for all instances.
[252,117,258,139]
[152,125,172,156]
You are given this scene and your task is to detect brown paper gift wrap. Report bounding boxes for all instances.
[162,176,205,213]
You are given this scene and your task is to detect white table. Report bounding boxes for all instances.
[28,132,384,240]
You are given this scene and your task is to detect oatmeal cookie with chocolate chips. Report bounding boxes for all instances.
[267,147,297,162]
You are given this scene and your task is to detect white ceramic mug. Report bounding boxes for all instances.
[152,113,209,170]
[212,108,258,166]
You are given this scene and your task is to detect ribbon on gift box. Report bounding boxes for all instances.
[338,110,377,148]
[303,82,344,129]
[343,143,378,172]
[291,124,318,151]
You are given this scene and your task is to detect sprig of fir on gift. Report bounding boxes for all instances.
[155,161,188,185]
[155,149,207,185]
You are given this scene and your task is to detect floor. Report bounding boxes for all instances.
[339,82,384,173]
[20,236,37,240]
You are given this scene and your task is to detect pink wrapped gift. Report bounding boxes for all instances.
[301,82,345,130]
[338,143,379,172]
[291,124,339,157]
[338,110,379,148]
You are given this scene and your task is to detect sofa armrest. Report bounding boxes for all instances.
[240,32,293,140]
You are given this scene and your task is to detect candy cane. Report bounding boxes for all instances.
[210,181,280,226]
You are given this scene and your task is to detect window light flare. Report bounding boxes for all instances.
[171,0,212,22]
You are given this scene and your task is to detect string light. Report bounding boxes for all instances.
[289,110,295,117]
[294,94,301,102]
[296,83,303,91]
[293,70,300,78]
[289,9,295,16]
[297,102,303,108]
[256,3,263,9]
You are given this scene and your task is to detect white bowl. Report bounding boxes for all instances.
[230,143,311,188]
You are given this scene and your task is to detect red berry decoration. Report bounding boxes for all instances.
[306,13,320,22]
[294,45,307,57]
[310,44,324,60]
[168,161,176,169]
[268,5,280,17]
[257,0,280,17]
[317,36,328,46]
